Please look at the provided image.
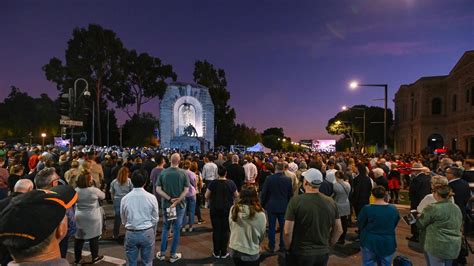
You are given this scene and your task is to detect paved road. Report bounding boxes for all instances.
[66,204,473,265]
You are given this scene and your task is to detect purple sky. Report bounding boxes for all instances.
[1,0,473,140]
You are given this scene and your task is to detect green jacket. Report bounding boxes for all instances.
[416,199,462,259]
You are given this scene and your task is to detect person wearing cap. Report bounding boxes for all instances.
[407,162,431,242]
[260,162,293,253]
[283,168,342,266]
[0,185,77,265]
[120,170,159,266]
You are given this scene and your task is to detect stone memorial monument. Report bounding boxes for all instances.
[159,82,214,152]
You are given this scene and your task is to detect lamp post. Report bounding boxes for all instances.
[68,78,90,155]
[350,81,388,152]
[41,133,46,147]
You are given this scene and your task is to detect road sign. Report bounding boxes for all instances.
[60,119,83,127]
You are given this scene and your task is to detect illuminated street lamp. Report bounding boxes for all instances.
[341,105,348,111]
[282,138,286,142]
[349,80,388,151]
[41,133,46,147]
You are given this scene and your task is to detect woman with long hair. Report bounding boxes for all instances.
[74,169,106,264]
[110,166,133,239]
[191,161,205,224]
[229,185,266,265]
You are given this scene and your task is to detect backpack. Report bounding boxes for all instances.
[393,255,413,266]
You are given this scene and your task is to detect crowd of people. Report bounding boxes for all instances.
[0,142,472,265]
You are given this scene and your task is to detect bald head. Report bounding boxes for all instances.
[232,155,239,164]
[14,179,33,193]
[170,153,181,167]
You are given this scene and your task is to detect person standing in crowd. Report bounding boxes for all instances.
[462,159,474,183]
[205,166,239,258]
[333,171,351,245]
[74,170,105,264]
[86,151,104,188]
[226,154,245,192]
[0,179,33,211]
[351,163,372,217]
[215,153,226,167]
[202,156,218,196]
[243,156,258,185]
[101,154,115,202]
[182,160,197,232]
[446,166,471,265]
[387,164,401,204]
[7,164,24,193]
[27,148,40,172]
[34,167,76,259]
[0,185,77,266]
[0,158,8,200]
[260,162,293,253]
[191,161,205,224]
[407,163,431,242]
[416,184,463,266]
[120,170,159,266]
[65,160,81,188]
[284,168,343,266]
[358,186,400,266]
[229,185,266,266]
[156,153,189,263]
[417,175,453,214]
[372,168,388,191]
[150,155,165,204]
[110,166,133,240]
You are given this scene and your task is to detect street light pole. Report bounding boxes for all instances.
[69,78,90,155]
[350,82,388,152]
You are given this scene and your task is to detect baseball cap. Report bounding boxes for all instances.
[0,185,77,249]
[302,168,323,187]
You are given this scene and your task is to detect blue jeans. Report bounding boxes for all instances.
[183,196,196,227]
[361,247,394,266]
[160,206,185,255]
[268,213,285,251]
[125,227,155,266]
[425,252,453,266]
[113,199,121,238]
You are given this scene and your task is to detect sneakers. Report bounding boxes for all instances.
[212,252,220,259]
[182,227,187,233]
[170,253,182,263]
[221,253,230,259]
[156,252,166,261]
[188,227,193,232]
[198,219,205,224]
[91,255,104,264]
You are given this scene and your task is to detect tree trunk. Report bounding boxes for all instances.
[136,95,141,117]
[96,80,102,146]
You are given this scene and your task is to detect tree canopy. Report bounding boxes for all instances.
[43,24,129,145]
[122,113,159,147]
[326,105,393,149]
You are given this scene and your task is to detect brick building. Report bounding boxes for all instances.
[394,51,474,154]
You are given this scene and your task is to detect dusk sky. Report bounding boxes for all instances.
[1,0,473,141]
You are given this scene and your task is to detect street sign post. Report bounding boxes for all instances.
[60,119,83,127]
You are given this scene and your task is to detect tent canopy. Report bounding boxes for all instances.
[246,142,271,153]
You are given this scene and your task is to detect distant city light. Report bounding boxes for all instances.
[349,81,358,89]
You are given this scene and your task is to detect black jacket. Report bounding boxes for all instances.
[260,173,293,214]
[449,178,471,218]
[409,173,431,209]
[352,174,372,205]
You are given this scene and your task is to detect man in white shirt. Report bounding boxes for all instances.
[243,156,258,184]
[121,170,159,266]
[202,156,218,187]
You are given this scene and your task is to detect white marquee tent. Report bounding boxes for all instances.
[246,142,271,153]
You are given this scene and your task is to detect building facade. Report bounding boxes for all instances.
[159,82,215,152]
[394,51,474,154]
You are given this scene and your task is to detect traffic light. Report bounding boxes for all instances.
[59,92,71,118]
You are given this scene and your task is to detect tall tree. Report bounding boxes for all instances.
[193,60,236,146]
[122,113,159,147]
[43,24,128,145]
[119,50,177,118]
[0,87,60,142]
[233,123,262,146]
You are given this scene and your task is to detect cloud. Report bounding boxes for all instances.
[354,41,440,56]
